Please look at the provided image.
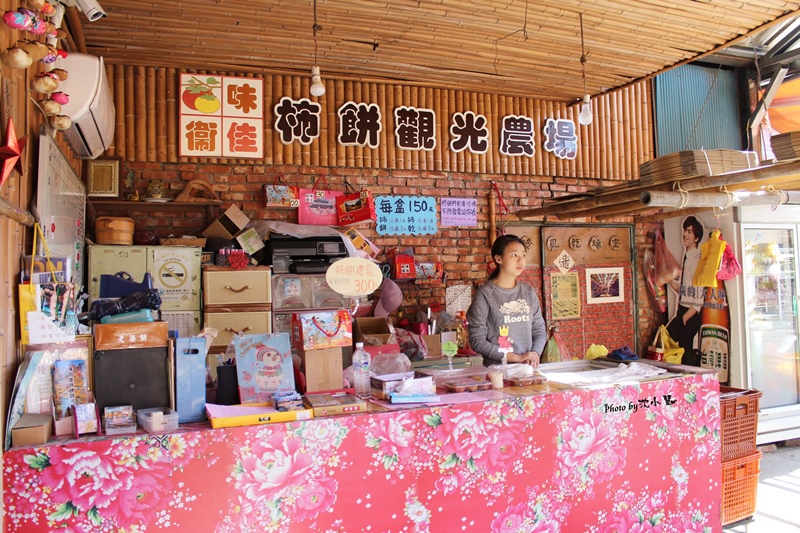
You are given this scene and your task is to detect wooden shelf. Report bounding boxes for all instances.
[89,200,220,225]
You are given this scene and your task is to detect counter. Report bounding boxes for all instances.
[3,362,722,532]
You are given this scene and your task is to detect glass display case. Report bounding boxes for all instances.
[743,227,800,408]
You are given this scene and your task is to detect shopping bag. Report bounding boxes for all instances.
[297,174,343,226]
[541,326,572,363]
[336,181,376,226]
[716,242,742,281]
[694,230,726,287]
[19,224,75,345]
[644,248,667,313]
[645,325,684,363]
[291,309,353,350]
[654,228,681,286]
[264,173,300,208]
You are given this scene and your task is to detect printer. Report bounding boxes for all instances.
[266,234,347,274]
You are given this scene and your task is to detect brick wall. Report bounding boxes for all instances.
[93,161,665,353]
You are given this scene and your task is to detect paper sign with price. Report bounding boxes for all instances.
[375,195,438,236]
[325,257,384,297]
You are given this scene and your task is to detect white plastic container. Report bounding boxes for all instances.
[137,408,179,433]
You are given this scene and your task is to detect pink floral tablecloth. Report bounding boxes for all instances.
[3,372,721,532]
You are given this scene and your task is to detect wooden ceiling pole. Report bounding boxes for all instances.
[640,189,800,208]
[517,159,800,220]
[65,6,87,54]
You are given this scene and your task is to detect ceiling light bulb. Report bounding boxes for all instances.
[310,65,326,97]
[578,95,593,126]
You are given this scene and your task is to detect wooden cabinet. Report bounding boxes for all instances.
[203,266,272,349]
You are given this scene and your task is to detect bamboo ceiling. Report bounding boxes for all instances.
[70,0,800,101]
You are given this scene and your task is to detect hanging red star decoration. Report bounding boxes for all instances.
[0,117,27,189]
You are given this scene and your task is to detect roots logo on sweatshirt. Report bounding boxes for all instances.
[499,299,530,323]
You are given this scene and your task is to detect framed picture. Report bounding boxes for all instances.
[85,157,121,198]
[585,267,625,304]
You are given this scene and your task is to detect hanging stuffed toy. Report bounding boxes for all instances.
[3,7,57,36]
[693,229,727,287]
[31,71,60,93]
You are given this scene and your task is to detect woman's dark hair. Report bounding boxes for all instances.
[488,234,526,280]
[683,216,703,245]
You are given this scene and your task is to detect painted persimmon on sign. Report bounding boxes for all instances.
[179,74,264,159]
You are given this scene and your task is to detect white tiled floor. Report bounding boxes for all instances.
[723,444,800,533]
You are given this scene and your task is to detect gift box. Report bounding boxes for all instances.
[387,250,416,279]
[292,309,353,351]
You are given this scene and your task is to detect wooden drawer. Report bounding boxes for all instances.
[203,266,271,306]
[204,310,272,347]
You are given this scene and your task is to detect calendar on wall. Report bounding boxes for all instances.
[36,133,86,283]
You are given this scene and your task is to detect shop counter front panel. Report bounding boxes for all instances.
[3,372,722,532]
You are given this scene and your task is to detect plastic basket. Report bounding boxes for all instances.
[721,451,761,525]
[719,386,762,462]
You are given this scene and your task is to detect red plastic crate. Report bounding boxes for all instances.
[721,451,761,525]
[719,386,762,462]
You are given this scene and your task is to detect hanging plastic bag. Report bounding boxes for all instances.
[644,248,667,312]
[645,325,684,363]
[716,242,742,281]
[693,229,726,287]
[541,326,572,363]
[654,229,681,286]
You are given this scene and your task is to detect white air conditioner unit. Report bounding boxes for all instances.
[52,53,115,159]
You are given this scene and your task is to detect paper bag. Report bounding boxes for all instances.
[297,175,343,226]
[336,181,376,226]
[264,173,300,208]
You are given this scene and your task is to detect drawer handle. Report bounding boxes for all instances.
[224,285,252,293]
[225,326,252,335]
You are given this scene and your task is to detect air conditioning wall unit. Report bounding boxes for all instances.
[52,53,115,159]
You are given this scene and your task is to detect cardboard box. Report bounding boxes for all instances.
[206,402,313,429]
[202,204,250,240]
[424,334,441,358]
[298,347,344,393]
[354,317,393,345]
[303,393,367,416]
[12,413,53,448]
[370,371,416,400]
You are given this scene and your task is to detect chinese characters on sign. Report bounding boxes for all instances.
[179,74,264,158]
[543,118,578,160]
[500,115,535,157]
[554,250,575,274]
[325,257,383,297]
[375,195,438,235]
[274,97,322,145]
[440,198,477,227]
[604,394,678,414]
[338,102,382,148]
[395,106,437,151]
[450,111,489,154]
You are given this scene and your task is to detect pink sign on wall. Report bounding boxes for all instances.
[179,74,264,159]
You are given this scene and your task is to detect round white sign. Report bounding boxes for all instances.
[325,257,383,297]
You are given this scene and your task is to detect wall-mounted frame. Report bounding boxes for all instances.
[585,267,624,304]
[85,157,121,198]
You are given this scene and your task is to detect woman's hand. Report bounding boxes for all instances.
[508,351,540,368]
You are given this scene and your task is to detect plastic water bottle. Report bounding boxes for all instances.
[353,342,371,399]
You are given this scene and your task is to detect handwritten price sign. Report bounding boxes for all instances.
[325,257,384,297]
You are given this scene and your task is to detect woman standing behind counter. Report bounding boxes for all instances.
[467,235,547,368]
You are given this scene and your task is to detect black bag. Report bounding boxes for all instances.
[93,346,171,413]
[89,289,162,320]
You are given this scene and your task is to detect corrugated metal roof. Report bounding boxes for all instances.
[654,64,742,156]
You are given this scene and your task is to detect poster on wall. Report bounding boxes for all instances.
[664,214,730,381]
[375,196,437,235]
[586,267,624,304]
[440,198,477,227]
[179,74,264,158]
[550,272,581,319]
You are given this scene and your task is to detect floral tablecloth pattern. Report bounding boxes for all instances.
[3,372,721,532]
